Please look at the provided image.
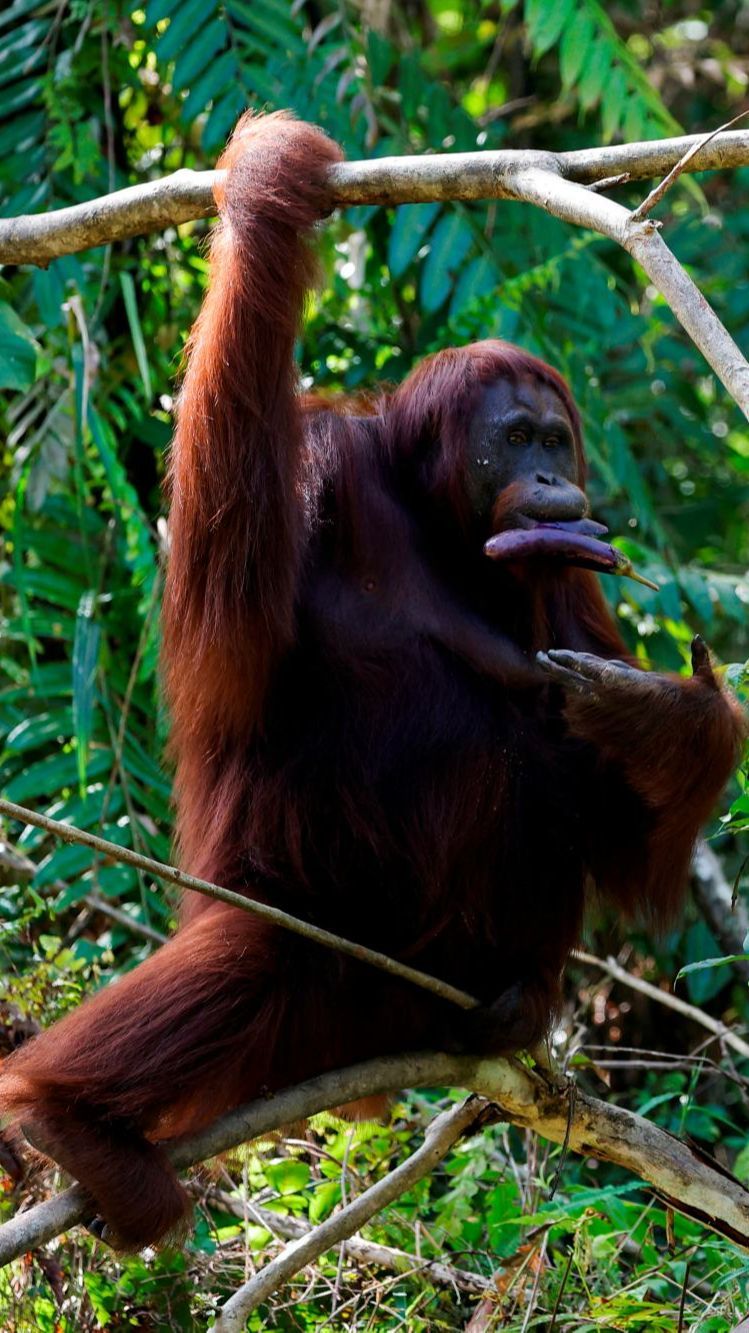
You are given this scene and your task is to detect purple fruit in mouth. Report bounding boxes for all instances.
[483,526,658,591]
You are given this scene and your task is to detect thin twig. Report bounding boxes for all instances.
[0,797,476,1010]
[213,1097,495,1328]
[678,1259,691,1332]
[572,949,749,1061]
[519,1232,548,1333]
[632,109,749,220]
[198,1185,493,1295]
[84,894,167,947]
[0,838,168,945]
[585,172,630,193]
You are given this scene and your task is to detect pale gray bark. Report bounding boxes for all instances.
[505,164,749,415]
[4,129,749,267]
[2,1048,749,1272]
[3,127,748,415]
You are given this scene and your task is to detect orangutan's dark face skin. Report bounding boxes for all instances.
[466,377,588,533]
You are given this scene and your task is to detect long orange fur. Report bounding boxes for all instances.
[0,112,743,1249]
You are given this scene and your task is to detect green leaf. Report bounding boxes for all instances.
[0,22,48,92]
[0,301,37,390]
[229,0,304,54]
[0,0,45,32]
[308,1180,341,1223]
[0,109,43,158]
[682,920,729,1004]
[450,254,500,318]
[3,748,112,804]
[264,1161,310,1195]
[525,0,575,58]
[180,51,239,121]
[559,9,595,91]
[119,273,153,402]
[0,663,72,705]
[576,38,613,111]
[4,710,73,755]
[156,0,213,63]
[676,953,748,983]
[145,0,183,24]
[600,64,627,142]
[172,20,228,92]
[203,85,248,152]
[420,213,474,313]
[121,734,171,797]
[2,566,85,612]
[367,30,394,85]
[72,591,101,791]
[388,202,440,279]
[0,76,42,118]
[398,52,424,120]
[734,1143,749,1185]
[679,568,715,630]
[35,842,94,892]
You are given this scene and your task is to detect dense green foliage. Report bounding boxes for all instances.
[1,0,749,1327]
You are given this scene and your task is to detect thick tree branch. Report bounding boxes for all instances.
[3,125,748,416]
[631,111,749,220]
[213,1095,495,1329]
[3,129,749,268]
[2,1048,749,1272]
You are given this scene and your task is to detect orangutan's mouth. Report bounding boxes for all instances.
[483,519,658,591]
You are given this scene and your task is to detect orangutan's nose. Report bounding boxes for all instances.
[535,471,557,486]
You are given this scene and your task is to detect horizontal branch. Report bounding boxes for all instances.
[2,1047,749,1270]
[0,797,476,1010]
[558,129,749,185]
[3,123,747,418]
[3,129,749,267]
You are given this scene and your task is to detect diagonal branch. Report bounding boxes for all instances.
[199,1185,493,1295]
[213,1095,496,1330]
[572,949,749,1059]
[632,109,749,220]
[503,165,749,415]
[0,797,476,1010]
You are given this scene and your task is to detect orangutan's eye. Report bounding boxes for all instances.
[508,430,527,446]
